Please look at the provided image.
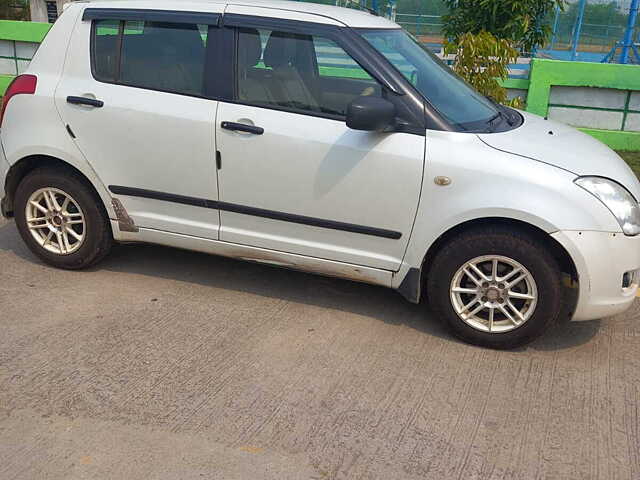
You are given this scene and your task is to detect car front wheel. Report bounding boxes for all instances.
[427,226,563,349]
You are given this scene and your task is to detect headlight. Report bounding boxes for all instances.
[575,176,640,236]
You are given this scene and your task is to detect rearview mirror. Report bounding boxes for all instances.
[346,96,396,132]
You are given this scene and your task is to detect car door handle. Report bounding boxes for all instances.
[221,121,264,135]
[66,96,104,108]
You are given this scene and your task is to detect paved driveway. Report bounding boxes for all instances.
[0,216,638,480]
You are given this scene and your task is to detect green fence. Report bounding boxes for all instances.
[0,20,51,94]
[498,59,640,150]
[525,59,640,150]
[545,1,639,58]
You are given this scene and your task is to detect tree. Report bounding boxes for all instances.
[444,31,523,107]
[442,0,565,53]
[0,0,30,21]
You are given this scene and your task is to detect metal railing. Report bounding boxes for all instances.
[395,14,443,38]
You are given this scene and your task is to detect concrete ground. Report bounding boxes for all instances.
[0,215,639,480]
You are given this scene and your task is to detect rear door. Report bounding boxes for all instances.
[55,7,223,239]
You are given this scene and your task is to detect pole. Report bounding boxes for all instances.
[550,5,561,51]
[571,0,587,61]
[621,0,639,64]
[387,0,396,21]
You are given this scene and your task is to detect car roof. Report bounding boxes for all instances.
[82,0,399,29]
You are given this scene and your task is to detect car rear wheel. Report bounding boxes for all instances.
[14,167,112,269]
[426,226,563,349]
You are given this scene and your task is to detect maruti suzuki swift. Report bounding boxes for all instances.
[1,0,639,348]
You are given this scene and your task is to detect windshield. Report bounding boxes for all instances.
[359,28,501,131]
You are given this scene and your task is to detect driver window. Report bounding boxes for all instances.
[236,27,382,117]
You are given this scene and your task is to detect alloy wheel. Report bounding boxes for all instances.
[25,187,86,255]
[450,255,538,333]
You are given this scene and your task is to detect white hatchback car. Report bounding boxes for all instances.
[1,0,639,348]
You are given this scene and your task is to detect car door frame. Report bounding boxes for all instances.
[66,7,229,239]
[211,13,437,271]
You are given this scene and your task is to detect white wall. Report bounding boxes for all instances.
[29,0,71,23]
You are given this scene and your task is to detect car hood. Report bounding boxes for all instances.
[477,111,640,199]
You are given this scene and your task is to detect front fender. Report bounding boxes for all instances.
[393,129,620,291]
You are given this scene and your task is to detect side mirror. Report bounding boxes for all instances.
[346,96,396,132]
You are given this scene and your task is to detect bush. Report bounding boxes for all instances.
[0,0,30,21]
[445,31,523,108]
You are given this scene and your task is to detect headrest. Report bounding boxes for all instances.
[139,22,204,56]
[238,28,262,68]
[263,31,300,69]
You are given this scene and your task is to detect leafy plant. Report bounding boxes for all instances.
[445,31,523,108]
[442,0,565,53]
[0,0,30,20]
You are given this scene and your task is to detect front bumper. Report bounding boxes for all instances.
[553,230,640,321]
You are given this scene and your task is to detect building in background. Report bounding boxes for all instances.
[616,0,634,11]
[29,0,72,23]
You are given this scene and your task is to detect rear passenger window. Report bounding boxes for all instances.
[236,27,382,117]
[93,20,119,81]
[92,19,208,96]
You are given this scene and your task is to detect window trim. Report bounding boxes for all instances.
[219,98,347,123]
[83,8,221,26]
[225,15,428,134]
[89,17,215,100]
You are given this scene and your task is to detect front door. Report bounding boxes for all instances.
[215,22,425,271]
[55,9,223,239]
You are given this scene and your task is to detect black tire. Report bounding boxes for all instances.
[426,226,563,349]
[14,167,112,269]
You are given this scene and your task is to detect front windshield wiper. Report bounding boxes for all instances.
[485,97,517,129]
[485,112,503,132]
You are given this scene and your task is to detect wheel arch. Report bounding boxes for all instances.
[2,154,114,220]
[398,216,579,304]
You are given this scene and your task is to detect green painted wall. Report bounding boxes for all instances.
[526,59,640,151]
[499,78,530,90]
[0,20,51,43]
[1,21,51,97]
[0,75,14,95]
[526,59,640,117]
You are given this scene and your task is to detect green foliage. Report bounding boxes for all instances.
[0,0,29,20]
[617,151,640,179]
[445,31,523,108]
[442,0,565,53]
